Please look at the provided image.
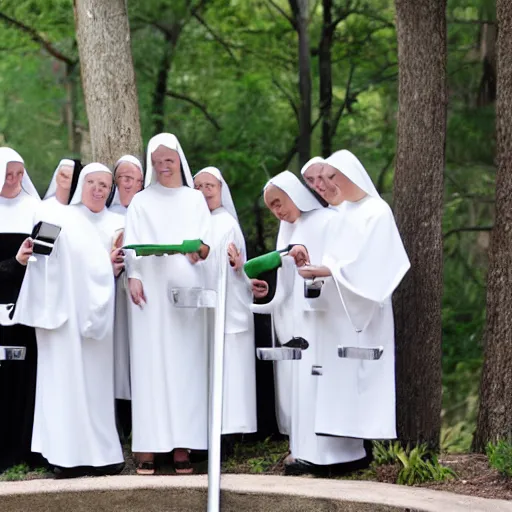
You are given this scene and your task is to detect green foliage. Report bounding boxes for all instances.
[372,442,456,486]
[486,441,512,478]
[0,463,31,481]
[0,463,48,481]
[441,421,474,454]
[222,437,288,474]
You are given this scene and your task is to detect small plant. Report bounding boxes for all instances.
[0,463,30,482]
[372,441,456,486]
[486,441,512,478]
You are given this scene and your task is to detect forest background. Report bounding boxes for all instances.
[0,0,496,453]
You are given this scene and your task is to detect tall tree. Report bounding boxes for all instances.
[73,0,142,166]
[393,0,447,450]
[289,0,312,167]
[473,1,512,452]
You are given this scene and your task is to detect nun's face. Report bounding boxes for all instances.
[194,172,221,212]
[304,163,341,205]
[82,171,112,213]
[264,184,301,223]
[56,165,74,191]
[115,162,143,207]
[1,161,24,198]
[152,145,181,187]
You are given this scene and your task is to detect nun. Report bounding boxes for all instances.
[69,163,125,272]
[300,150,410,441]
[260,171,366,474]
[124,133,211,475]
[0,147,42,472]
[193,167,257,437]
[108,155,143,440]
[42,159,82,208]
[109,155,144,215]
[12,195,124,478]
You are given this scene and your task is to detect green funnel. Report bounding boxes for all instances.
[123,239,203,257]
[244,251,283,279]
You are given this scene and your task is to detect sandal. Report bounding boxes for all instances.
[136,461,155,475]
[173,450,194,475]
[174,459,194,475]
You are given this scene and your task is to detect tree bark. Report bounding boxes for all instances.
[319,0,333,157]
[473,2,512,452]
[290,0,312,167]
[393,0,447,450]
[73,0,142,167]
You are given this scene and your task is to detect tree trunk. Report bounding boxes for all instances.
[319,0,333,157]
[73,0,142,167]
[393,0,447,450]
[65,63,81,155]
[473,2,512,452]
[290,0,312,167]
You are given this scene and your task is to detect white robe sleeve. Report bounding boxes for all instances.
[323,202,410,303]
[124,199,144,281]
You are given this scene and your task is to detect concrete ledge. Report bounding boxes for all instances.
[1,474,511,512]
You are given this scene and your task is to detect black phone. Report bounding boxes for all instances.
[30,221,62,256]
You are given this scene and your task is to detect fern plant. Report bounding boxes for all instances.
[486,441,512,478]
[372,441,456,486]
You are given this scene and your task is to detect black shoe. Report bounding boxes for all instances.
[284,458,326,476]
[54,466,95,479]
[92,462,125,476]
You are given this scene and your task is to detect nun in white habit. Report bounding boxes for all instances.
[69,163,125,257]
[194,167,257,435]
[0,147,43,472]
[42,159,82,207]
[109,155,144,215]
[300,150,410,440]
[11,199,124,477]
[107,156,143,412]
[124,133,211,474]
[260,171,366,471]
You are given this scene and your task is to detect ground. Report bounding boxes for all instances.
[1,441,511,501]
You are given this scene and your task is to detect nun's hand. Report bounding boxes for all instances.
[227,243,243,271]
[129,278,147,308]
[16,238,34,266]
[298,265,331,280]
[288,245,310,267]
[111,247,125,277]
[251,279,269,299]
[186,252,201,265]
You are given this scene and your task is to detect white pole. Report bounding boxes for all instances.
[207,241,228,512]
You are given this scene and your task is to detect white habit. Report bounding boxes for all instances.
[13,206,123,468]
[125,133,211,453]
[108,155,144,400]
[302,150,410,440]
[195,167,257,434]
[262,171,365,464]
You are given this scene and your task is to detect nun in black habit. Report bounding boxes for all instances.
[0,147,43,472]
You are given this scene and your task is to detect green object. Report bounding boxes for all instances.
[244,251,283,279]
[123,239,202,257]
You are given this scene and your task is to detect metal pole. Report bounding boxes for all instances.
[207,241,228,512]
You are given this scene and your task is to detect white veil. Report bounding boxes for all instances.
[264,170,323,249]
[145,133,192,188]
[0,147,40,199]
[301,151,379,198]
[70,163,113,206]
[194,166,239,222]
[43,158,75,200]
[111,154,143,207]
